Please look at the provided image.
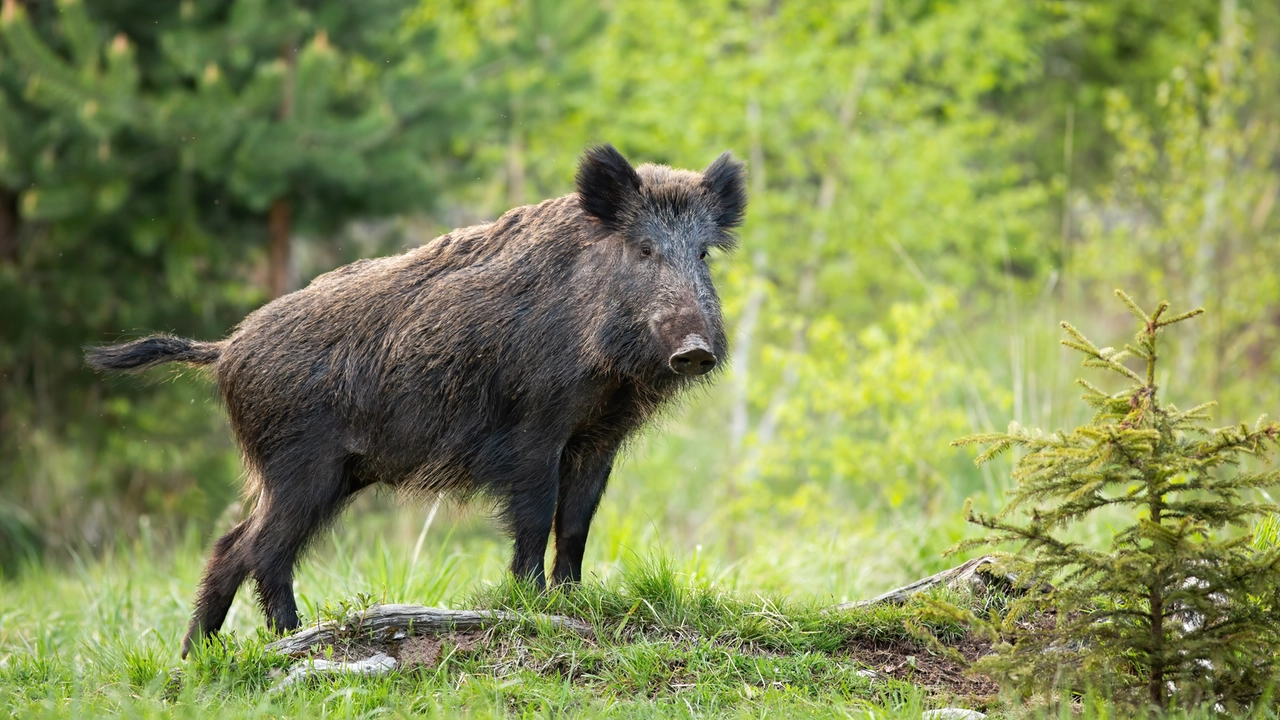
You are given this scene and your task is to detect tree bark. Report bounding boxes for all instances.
[266,39,297,300]
[268,197,292,299]
[0,187,18,263]
[830,555,1021,610]
[265,604,595,657]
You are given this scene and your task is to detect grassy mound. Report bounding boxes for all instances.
[1,549,996,719]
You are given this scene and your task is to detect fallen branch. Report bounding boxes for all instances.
[922,710,986,720]
[266,604,594,657]
[833,555,1023,610]
[271,652,398,691]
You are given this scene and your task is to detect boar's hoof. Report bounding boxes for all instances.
[669,336,717,376]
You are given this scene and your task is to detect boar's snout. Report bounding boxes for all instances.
[669,334,717,376]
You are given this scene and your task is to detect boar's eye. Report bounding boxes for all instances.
[640,243,653,257]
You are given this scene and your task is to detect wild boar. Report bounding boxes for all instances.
[86,144,746,656]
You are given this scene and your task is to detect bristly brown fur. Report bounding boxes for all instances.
[85,143,748,658]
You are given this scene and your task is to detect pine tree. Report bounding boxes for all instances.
[1,0,459,299]
[956,290,1280,711]
[0,0,464,552]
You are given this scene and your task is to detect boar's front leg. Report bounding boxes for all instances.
[503,452,561,588]
[551,443,617,585]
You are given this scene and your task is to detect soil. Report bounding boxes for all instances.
[323,630,488,669]
[395,631,486,669]
[841,633,999,702]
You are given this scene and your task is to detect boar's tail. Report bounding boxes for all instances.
[85,334,222,373]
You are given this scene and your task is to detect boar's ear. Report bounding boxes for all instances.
[576,144,641,229]
[702,151,747,230]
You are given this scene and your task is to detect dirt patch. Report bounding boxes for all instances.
[322,638,387,663]
[294,628,489,670]
[394,631,486,669]
[397,635,443,668]
[843,633,999,702]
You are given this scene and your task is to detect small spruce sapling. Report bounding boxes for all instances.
[954,291,1280,711]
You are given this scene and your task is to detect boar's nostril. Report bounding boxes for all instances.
[670,349,715,375]
[669,335,717,376]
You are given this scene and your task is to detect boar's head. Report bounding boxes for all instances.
[575,144,746,381]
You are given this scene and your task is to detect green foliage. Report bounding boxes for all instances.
[723,298,1008,518]
[1069,7,1280,421]
[0,0,461,552]
[486,0,1043,548]
[3,1,1279,715]
[3,12,1278,708]
[2,0,1262,573]
[956,291,1280,711]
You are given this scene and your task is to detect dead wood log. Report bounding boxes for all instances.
[833,555,1026,610]
[271,652,398,691]
[266,604,594,657]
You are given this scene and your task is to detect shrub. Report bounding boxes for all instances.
[956,290,1280,711]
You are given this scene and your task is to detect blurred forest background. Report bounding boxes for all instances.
[2,0,1279,599]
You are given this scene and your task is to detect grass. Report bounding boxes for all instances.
[0,508,984,719]
[3,507,1274,718]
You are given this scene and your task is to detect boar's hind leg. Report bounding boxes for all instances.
[182,519,252,658]
[551,450,616,586]
[246,453,354,635]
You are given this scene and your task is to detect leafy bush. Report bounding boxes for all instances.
[957,291,1280,711]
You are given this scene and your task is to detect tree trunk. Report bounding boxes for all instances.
[1148,495,1166,708]
[0,188,18,263]
[736,0,880,488]
[267,39,297,300]
[723,90,770,556]
[268,198,292,299]
[1149,582,1165,708]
